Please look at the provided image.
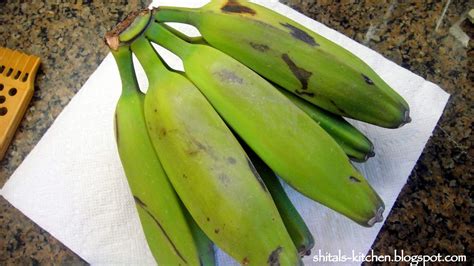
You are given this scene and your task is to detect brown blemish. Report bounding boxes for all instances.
[362,74,374,85]
[242,257,250,265]
[114,113,119,143]
[227,157,237,164]
[135,196,188,264]
[187,139,207,156]
[218,173,230,186]
[221,0,256,15]
[267,246,282,265]
[215,69,244,84]
[349,176,361,183]
[160,128,167,137]
[182,174,188,179]
[214,228,220,234]
[295,90,315,97]
[280,23,318,46]
[206,217,210,222]
[249,42,270,52]
[246,158,268,192]
[282,53,312,90]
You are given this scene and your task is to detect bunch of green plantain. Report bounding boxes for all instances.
[105,1,410,265]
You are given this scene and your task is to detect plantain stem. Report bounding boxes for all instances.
[154,6,200,26]
[111,46,140,96]
[146,22,194,59]
[131,36,169,85]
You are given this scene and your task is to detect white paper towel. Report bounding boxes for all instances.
[1,0,449,265]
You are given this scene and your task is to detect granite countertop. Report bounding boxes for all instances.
[0,0,472,264]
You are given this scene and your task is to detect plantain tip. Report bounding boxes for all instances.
[367,207,384,227]
[398,109,412,128]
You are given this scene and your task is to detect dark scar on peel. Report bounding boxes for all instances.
[160,128,167,136]
[227,157,237,164]
[114,113,119,143]
[295,90,315,97]
[282,53,312,90]
[242,257,250,265]
[280,23,318,46]
[221,0,256,15]
[133,196,147,208]
[349,176,361,183]
[246,158,268,192]
[134,196,188,264]
[214,228,220,234]
[362,74,374,85]
[249,42,270,52]
[267,246,282,266]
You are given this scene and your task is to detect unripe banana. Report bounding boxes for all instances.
[158,26,374,162]
[145,21,384,227]
[130,33,299,265]
[154,0,410,128]
[108,43,201,265]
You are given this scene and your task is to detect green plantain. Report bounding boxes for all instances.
[144,21,384,227]
[155,26,374,162]
[154,0,410,128]
[130,32,298,265]
[108,43,201,265]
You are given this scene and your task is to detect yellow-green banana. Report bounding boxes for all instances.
[278,88,374,162]
[244,145,314,257]
[145,21,384,227]
[109,43,201,265]
[157,27,374,162]
[130,32,299,265]
[154,0,410,128]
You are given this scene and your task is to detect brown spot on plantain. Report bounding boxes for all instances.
[267,246,282,266]
[221,0,256,15]
[214,228,220,234]
[349,176,361,183]
[227,157,237,164]
[246,158,268,192]
[280,23,318,46]
[282,54,312,90]
[242,257,250,265]
[160,128,167,137]
[218,173,230,186]
[362,74,374,85]
[114,112,119,144]
[249,42,270,52]
[215,69,244,84]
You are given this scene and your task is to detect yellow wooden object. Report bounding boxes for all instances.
[0,47,40,160]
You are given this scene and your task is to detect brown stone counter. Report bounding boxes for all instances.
[1,0,472,264]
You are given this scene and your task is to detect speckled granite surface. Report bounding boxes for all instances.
[1,0,472,264]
